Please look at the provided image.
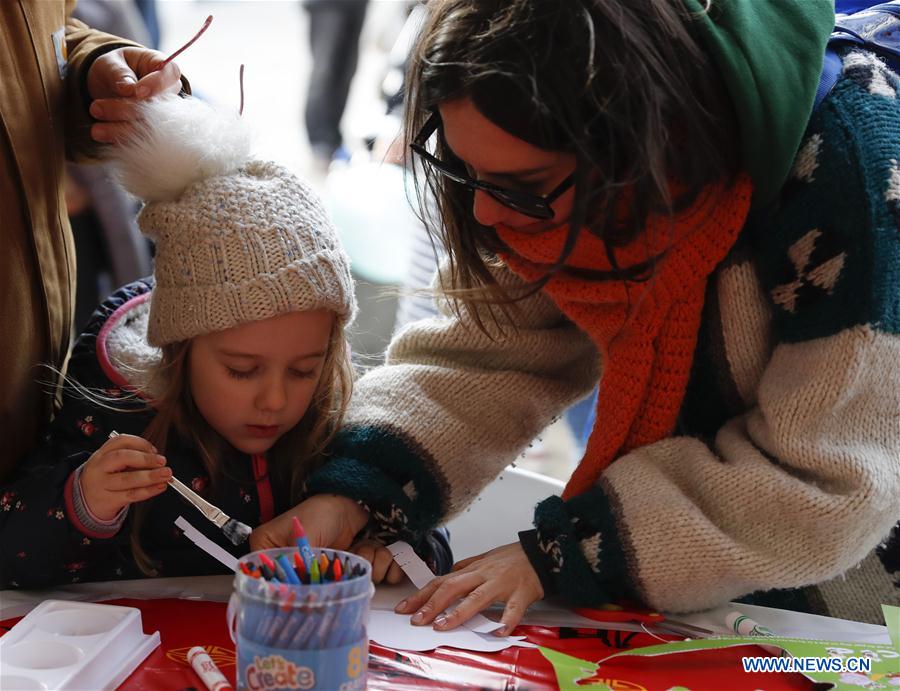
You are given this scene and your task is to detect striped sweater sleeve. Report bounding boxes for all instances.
[307,265,599,545]
[524,51,900,622]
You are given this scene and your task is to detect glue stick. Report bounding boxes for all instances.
[187,646,233,691]
[725,611,775,637]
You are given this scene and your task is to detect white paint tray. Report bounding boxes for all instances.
[0,600,160,690]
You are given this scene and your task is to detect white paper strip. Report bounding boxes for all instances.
[387,541,504,634]
[386,541,436,589]
[175,516,239,572]
[369,610,535,653]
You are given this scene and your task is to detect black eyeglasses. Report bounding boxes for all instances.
[409,113,575,220]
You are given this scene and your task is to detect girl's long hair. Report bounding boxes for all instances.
[404,0,741,332]
[130,321,353,574]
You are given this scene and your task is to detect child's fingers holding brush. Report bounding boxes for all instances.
[92,434,162,470]
[107,463,172,493]
[82,435,169,520]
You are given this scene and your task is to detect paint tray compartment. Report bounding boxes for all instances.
[0,600,160,690]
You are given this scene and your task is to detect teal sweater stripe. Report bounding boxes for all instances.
[307,425,447,546]
[758,51,900,343]
[527,484,636,607]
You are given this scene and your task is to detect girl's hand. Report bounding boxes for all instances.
[80,434,171,520]
[394,542,544,636]
[250,494,369,552]
[349,539,405,584]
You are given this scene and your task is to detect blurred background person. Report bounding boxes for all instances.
[68,0,155,330]
[302,0,369,175]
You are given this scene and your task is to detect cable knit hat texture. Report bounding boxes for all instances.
[113,95,356,346]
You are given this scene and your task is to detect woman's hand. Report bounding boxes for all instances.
[80,433,171,520]
[349,539,405,584]
[250,494,369,552]
[394,542,544,636]
[87,47,183,143]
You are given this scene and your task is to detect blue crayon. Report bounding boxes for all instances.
[276,554,300,585]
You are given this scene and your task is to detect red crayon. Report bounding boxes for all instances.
[332,557,343,582]
[258,553,281,581]
[280,589,297,613]
[293,551,308,583]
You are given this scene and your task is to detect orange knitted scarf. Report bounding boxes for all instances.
[497,176,753,499]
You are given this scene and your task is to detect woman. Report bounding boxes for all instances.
[258,0,900,628]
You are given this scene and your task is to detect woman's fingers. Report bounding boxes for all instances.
[494,592,531,636]
[409,572,483,626]
[394,576,442,614]
[432,582,496,630]
[451,554,482,572]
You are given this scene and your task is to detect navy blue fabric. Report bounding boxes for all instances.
[817,2,900,109]
[0,280,281,588]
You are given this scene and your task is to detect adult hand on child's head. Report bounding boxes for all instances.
[249,494,369,553]
[81,433,170,521]
[87,47,182,143]
[394,542,543,636]
[349,539,405,585]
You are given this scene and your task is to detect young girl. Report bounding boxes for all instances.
[284,0,900,628]
[0,95,357,587]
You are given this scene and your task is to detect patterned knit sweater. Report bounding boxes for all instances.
[307,51,900,625]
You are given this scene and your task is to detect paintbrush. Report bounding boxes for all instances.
[108,431,252,545]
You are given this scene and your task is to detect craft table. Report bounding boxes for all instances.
[0,577,892,690]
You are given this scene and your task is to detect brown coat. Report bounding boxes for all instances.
[0,1,137,480]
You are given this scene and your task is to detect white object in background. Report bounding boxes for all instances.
[324,161,418,285]
[445,466,564,562]
[386,541,503,634]
[0,600,159,690]
[175,515,239,572]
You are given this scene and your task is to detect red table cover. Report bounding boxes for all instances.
[1,598,814,690]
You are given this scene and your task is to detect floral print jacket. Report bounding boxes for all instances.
[0,280,285,589]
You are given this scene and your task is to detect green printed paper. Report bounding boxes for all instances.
[884,605,900,653]
[602,636,899,689]
[539,647,608,690]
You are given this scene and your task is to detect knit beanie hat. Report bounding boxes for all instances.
[112,95,356,346]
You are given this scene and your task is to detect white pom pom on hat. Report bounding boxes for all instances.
[110,95,356,346]
[114,94,252,204]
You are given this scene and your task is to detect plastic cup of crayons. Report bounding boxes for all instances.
[227,547,372,691]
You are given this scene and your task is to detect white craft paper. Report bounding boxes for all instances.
[386,541,435,589]
[368,610,535,653]
[386,541,505,635]
[174,516,239,572]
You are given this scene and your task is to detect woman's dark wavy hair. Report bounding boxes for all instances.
[403,0,741,331]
